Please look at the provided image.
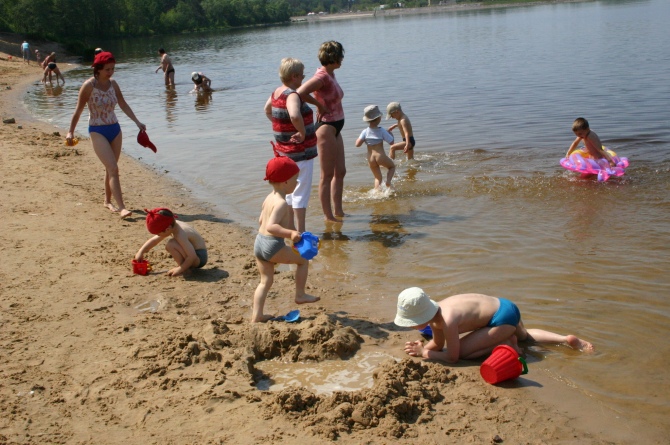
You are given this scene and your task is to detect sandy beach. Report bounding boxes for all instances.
[0,42,651,444]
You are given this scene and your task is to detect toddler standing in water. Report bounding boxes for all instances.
[355,105,396,190]
[252,156,320,322]
[387,102,415,161]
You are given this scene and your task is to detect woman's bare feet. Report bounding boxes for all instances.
[566,335,594,352]
[295,294,320,305]
[119,209,133,219]
[104,202,119,213]
[251,314,275,323]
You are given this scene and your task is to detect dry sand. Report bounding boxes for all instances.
[0,45,646,444]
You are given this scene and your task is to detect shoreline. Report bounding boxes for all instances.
[291,0,590,22]
[0,52,659,443]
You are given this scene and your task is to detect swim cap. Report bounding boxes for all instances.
[145,208,176,234]
[264,156,299,183]
[92,51,115,66]
[191,72,202,84]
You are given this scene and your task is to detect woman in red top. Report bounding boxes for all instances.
[298,41,346,222]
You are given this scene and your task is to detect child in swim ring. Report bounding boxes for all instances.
[566,117,615,167]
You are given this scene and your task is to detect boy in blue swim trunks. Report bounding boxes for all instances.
[252,156,320,322]
[135,208,207,277]
[394,288,593,364]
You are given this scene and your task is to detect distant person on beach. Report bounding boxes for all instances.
[395,287,594,364]
[264,57,319,232]
[34,49,41,65]
[191,72,212,92]
[42,61,65,86]
[65,51,146,219]
[41,52,55,69]
[297,41,346,223]
[386,102,415,161]
[355,105,396,190]
[252,156,320,322]
[135,208,208,276]
[94,48,103,56]
[565,117,615,167]
[21,41,30,63]
[155,48,175,87]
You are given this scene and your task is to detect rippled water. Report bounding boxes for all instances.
[23,0,670,436]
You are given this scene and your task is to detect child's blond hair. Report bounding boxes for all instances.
[279,57,304,84]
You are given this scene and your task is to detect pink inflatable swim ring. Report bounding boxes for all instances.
[560,147,629,182]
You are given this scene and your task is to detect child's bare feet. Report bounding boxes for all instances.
[566,335,594,352]
[251,314,275,323]
[295,294,320,305]
[119,209,133,219]
[104,202,119,213]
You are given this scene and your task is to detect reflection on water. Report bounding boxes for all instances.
[22,0,670,437]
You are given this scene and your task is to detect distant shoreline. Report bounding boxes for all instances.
[291,0,588,22]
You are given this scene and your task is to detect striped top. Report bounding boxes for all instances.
[270,88,317,159]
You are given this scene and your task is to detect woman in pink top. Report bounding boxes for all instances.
[298,41,346,222]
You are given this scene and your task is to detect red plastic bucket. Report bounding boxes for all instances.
[132,259,152,276]
[480,345,528,384]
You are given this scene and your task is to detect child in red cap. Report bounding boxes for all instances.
[135,208,207,277]
[252,157,320,322]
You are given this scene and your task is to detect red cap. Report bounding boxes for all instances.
[264,156,299,183]
[92,51,115,66]
[137,130,157,153]
[145,208,176,234]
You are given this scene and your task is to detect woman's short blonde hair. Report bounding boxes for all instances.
[279,58,304,84]
[318,41,344,66]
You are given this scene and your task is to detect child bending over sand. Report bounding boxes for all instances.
[395,288,593,363]
[253,156,320,322]
[135,208,207,277]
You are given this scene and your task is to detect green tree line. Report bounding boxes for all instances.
[0,0,431,48]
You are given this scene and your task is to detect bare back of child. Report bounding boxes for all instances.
[252,157,320,322]
[395,289,594,364]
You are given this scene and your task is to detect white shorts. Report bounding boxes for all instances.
[285,158,314,209]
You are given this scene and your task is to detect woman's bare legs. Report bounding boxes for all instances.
[90,131,131,218]
[331,134,346,217]
[316,125,340,222]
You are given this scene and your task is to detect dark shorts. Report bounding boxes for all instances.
[89,122,121,143]
[47,62,57,70]
[316,119,345,138]
[166,68,175,75]
[487,298,521,327]
[403,136,416,150]
[195,249,207,268]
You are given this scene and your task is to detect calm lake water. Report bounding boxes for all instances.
[24,0,669,437]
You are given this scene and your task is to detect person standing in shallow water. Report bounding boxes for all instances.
[155,48,175,87]
[65,51,147,219]
[297,41,346,223]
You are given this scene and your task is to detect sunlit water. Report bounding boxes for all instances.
[23,0,670,435]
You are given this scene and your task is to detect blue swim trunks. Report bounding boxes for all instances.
[487,298,521,327]
[89,122,121,143]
